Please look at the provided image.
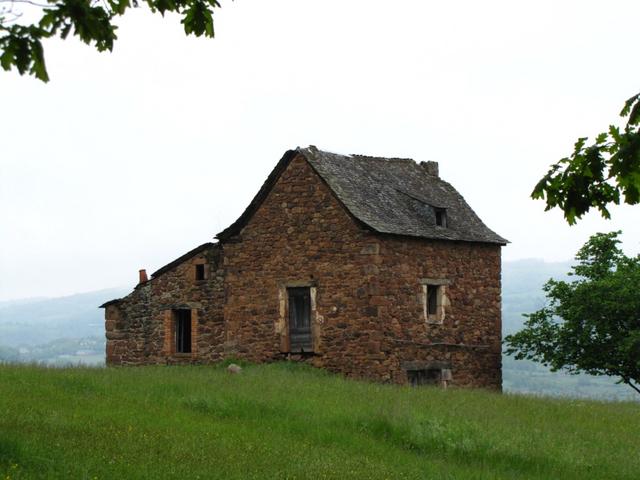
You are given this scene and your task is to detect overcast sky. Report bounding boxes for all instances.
[1,0,639,301]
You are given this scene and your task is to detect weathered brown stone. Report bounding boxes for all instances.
[103,152,503,390]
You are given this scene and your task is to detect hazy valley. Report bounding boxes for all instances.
[0,260,635,400]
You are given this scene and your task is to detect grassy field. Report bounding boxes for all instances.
[0,363,638,479]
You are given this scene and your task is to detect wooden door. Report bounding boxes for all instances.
[288,287,312,352]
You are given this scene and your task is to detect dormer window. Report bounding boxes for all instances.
[434,207,447,227]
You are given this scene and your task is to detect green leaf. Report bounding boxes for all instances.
[620,92,640,120]
[61,24,72,40]
[182,0,214,37]
[29,38,49,82]
[627,98,640,127]
[0,0,224,81]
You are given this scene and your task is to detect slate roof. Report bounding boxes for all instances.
[217,146,507,245]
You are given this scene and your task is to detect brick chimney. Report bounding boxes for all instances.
[139,269,148,284]
[420,161,439,177]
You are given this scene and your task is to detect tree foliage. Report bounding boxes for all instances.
[532,92,640,224]
[504,231,640,395]
[0,0,224,82]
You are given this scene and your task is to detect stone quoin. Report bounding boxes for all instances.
[101,146,507,388]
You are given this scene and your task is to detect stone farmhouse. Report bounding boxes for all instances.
[101,146,507,388]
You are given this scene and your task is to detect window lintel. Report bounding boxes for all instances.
[419,278,451,286]
[279,280,318,288]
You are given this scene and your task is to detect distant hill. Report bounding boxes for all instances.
[0,264,636,400]
[0,297,48,309]
[501,258,573,334]
[0,287,128,346]
[0,288,128,366]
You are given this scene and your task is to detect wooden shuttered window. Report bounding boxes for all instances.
[288,287,312,352]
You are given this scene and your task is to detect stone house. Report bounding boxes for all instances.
[101,146,507,388]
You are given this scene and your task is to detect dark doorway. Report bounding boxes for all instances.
[175,309,192,353]
[288,287,312,352]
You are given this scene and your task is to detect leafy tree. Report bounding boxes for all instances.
[532,92,640,224]
[505,231,640,395]
[0,0,224,82]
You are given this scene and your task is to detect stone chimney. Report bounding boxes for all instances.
[420,160,439,177]
[138,269,148,284]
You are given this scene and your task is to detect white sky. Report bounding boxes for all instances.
[1,0,639,301]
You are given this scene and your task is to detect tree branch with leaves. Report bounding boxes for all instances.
[532,92,640,224]
[0,0,224,82]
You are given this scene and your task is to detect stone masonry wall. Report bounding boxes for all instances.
[222,153,502,388]
[376,237,502,388]
[105,245,225,365]
[105,153,502,388]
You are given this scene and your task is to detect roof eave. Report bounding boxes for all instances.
[99,298,122,308]
[150,242,216,279]
[371,228,509,246]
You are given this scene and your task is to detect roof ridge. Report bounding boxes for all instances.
[350,153,416,164]
[217,146,508,245]
[302,146,416,164]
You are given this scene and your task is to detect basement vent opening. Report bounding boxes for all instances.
[407,368,452,387]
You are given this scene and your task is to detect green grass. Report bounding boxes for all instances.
[0,363,638,479]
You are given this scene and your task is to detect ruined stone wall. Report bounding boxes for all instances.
[105,284,151,365]
[105,245,225,365]
[222,153,502,388]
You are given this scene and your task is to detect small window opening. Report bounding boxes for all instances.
[195,264,205,281]
[288,287,312,352]
[407,369,441,387]
[427,285,438,316]
[423,283,444,324]
[175,309,192,354]
[434,207,447,227]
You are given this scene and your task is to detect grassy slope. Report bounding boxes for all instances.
[0,363,638,480]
